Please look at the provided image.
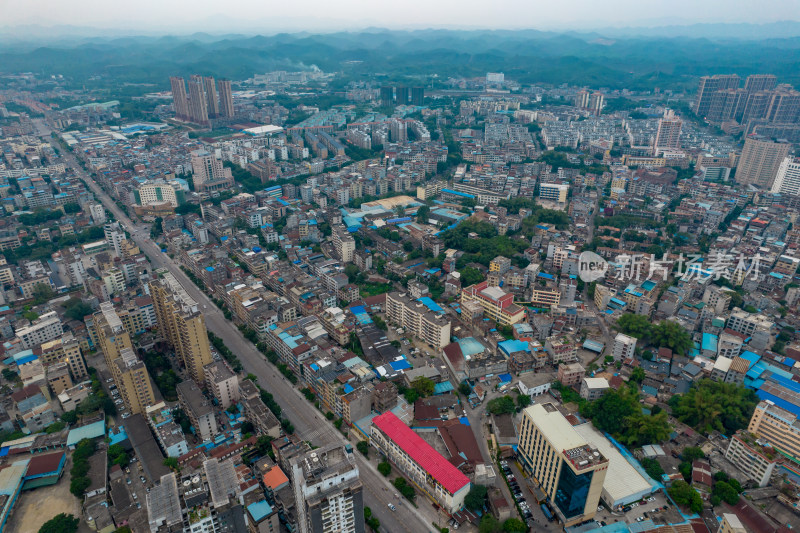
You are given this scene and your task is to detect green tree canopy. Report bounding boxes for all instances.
[38,513,79,533]
[668,379,758,434]
[668,480,703,513]
[465,484,488,511]
[650,320,693,355]
[487,396,516,415]
[615,314,652,339]
[478,514,500,533]
[411,376,435,398]
[502,518,527,533]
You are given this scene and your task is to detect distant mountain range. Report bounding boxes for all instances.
[1,26,798,91]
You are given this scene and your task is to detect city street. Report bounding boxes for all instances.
[48,135,438,533]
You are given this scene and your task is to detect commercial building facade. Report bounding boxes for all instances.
[517,403,608,526]
[461,281,526,327]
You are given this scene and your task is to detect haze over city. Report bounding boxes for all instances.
[3,0,800,34]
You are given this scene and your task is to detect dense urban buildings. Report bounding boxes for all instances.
[3,37,800,533]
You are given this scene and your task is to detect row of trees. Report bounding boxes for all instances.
[69,438,96,498]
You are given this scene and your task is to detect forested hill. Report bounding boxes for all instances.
[1,28,799,90]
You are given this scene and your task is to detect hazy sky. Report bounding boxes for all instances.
[5,0,800,32]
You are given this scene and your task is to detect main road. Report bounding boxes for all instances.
[49,134,438,533]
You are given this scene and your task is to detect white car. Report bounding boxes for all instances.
[388,503,396,511]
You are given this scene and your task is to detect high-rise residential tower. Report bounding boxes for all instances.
[291,444,364,533]
[695,74,740,118]
[410,87,425,106]
[187,75,210,126]
[203,76,219,117]
[395,86,410,106]
[654,109,682,153]
[190,150,234,193]
[380,86,394,107]
[771,157,800,196]
[744,74,778,93]
[736,136,791,189]
[149,273,213,386]
[170,76,189,121]
[218,79,234,118]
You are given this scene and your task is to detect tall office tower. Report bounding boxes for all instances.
[203,76,219,117]
[771,158,800,196]
[170,76,189,120]
[149,273,213,386]
[517,403,609,526]
[736,136,791,189]
[745,74,778,93]
[187,75,210,126]
[380,86,394,107]
[113,347,156,415]
[291,443,364,533]
[653,109,682,153]
[395,86,410,106]
[766,85,800,124]
[218,79,235,118]
[695,74,740,117]
[410,87,425,106]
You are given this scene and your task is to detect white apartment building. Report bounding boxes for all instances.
[16,311,64,349]
[385,292,452,349]
[612,333,637,361]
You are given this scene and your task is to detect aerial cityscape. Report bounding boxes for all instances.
[1,3,800,533]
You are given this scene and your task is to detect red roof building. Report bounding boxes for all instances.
[370,411,470,513]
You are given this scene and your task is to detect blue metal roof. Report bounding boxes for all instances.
[433,381,454,394]
[417,297,443,313]
[247,500,274,521]
[701,333,718,352]
[390,360,412,371]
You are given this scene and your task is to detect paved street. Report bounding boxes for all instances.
[49,136,438,533]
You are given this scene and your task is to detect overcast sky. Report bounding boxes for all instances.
[5,0,800,32]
